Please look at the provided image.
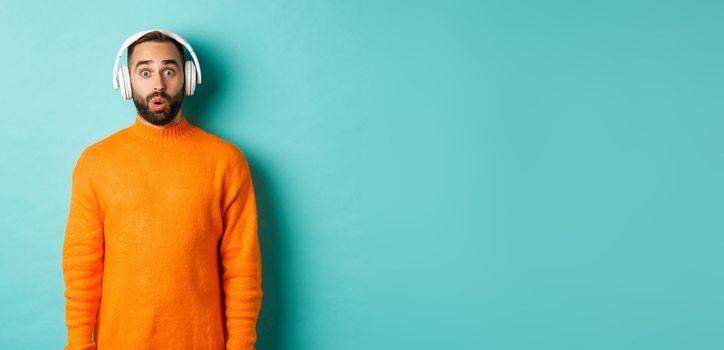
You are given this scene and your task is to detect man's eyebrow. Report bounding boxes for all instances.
[134,59,181,69]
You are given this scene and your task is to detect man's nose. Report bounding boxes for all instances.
[153,74,165,91]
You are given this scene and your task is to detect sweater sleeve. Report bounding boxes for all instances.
[62,150,105,350]
[219,149,263,350]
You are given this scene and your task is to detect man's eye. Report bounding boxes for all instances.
[164,69,175,76]
[140,71,150,78]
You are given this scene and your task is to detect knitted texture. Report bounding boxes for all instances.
[62,116,262,350]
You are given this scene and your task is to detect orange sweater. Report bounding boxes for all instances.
[62,115,263,350]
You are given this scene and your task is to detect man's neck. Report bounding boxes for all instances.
[136,113,182,129]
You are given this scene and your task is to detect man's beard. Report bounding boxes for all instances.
[132,90,184,126]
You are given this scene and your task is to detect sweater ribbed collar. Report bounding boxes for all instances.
[129,115,194,142]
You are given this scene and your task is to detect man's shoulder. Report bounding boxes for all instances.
[193,127,250,165]
[76,128,127,161]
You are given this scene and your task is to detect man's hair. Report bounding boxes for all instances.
[127,31,185,66]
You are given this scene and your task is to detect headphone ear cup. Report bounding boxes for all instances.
[117,66,126,99]
[119,65,132,100]
[185,60,196,96]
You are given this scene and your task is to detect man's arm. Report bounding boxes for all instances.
[219,148,263,350]
[62,150,104,350]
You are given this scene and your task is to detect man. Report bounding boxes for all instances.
[61,30,263,350]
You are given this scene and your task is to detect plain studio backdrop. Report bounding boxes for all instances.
[1,0,723,349]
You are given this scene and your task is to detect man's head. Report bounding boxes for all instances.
[127,31,186,126]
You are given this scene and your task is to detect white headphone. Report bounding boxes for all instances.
[112,29,203,100]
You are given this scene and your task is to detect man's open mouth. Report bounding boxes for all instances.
[150,97,167,111]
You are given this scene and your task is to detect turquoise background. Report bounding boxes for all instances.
[1,0,723,349]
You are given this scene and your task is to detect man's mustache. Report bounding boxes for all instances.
[147,92,172,101]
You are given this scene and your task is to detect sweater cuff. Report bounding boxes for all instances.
[63,343,96,350]
[226,338,256,350]
[64,324,96,350]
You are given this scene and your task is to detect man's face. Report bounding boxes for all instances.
[128,41,185,126]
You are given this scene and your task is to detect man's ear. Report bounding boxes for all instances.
[181,66,186,90]
[127,64,133,89]
[126,55,133,86]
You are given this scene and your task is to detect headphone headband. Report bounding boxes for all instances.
[112,28,202,89]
